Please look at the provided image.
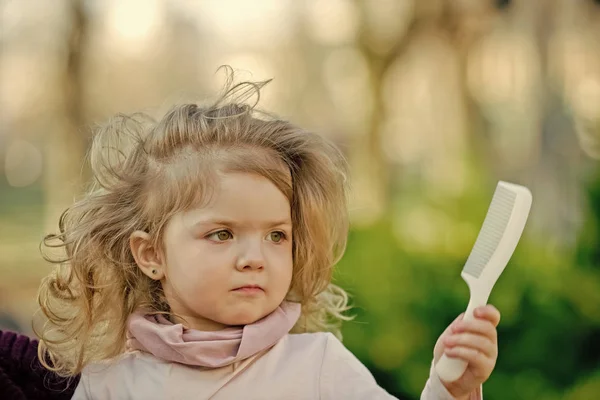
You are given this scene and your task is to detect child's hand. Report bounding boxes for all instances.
[433,305,501,399]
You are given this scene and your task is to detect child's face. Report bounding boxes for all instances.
[160,172,293,331]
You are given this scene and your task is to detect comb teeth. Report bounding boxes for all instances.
[463,185,517,278]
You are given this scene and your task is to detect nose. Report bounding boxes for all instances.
[235,240,265,271]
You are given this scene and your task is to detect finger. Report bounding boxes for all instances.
[444,346,495,376]
[439,313,465,339]
[453,312,465,323]
[443,333,497,358]
[449,312,465,330]
[473,305,501,327]
[453,319,497,342]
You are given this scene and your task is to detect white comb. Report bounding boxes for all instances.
[435,181,532,382]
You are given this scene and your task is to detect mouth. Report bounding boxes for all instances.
[232,285,264,294]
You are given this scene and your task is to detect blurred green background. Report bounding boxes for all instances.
[1,1,599,399]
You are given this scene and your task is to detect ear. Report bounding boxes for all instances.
[130,230,165,280]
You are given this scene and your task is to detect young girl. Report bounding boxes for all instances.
[36,72,500,400]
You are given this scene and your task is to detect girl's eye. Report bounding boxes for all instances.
[268,231,286,243]
[209,230,232,241]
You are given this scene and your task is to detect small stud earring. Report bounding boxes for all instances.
[151,269,157,275]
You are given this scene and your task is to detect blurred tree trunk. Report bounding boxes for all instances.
[44,0,88,233]
[524,0,584,245]
[352,2,419,223]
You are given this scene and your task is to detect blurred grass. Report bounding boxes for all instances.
[0,181,48,283]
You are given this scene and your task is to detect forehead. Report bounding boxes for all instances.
[182,172,291,225]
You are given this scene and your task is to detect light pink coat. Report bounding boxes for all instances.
[72,332,480,399]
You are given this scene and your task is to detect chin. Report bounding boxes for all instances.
[227,307,271,326]
[233,315,261,325]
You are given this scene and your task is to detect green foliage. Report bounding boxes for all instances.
[337,174,600,400]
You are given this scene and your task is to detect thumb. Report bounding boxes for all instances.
[443,312,465,337]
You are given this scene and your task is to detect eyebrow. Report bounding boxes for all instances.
[193,218,292,228]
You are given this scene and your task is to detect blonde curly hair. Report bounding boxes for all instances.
[35,69,352,377]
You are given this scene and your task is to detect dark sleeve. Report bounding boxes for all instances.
[0,330,79,400]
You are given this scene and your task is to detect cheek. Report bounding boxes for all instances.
[285,251,294,277]
[166,246,228,289]
[275,247,294,284]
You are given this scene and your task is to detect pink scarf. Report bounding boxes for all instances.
[126,301,301,368]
